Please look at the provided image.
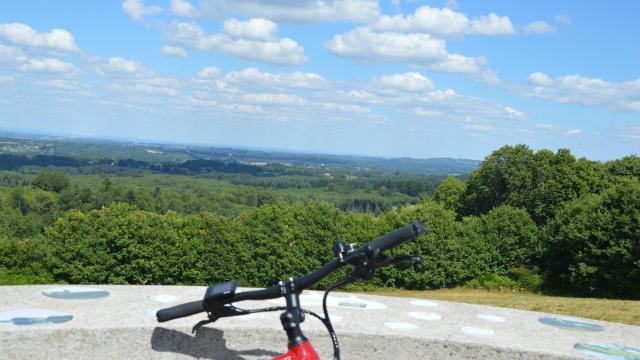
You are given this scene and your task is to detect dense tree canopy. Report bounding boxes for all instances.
[434,177,465,212]
[31,171,71,193]
[0,145,639,299]
[543,179,640,297]
[460,145,604,224]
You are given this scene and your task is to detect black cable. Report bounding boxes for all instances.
[232,277,353,360]
[236,306,287,314]
[323,276,355,360]
[232,303,340,359]
[226,276,358,360]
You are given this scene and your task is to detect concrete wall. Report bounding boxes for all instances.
[1,286,639,359]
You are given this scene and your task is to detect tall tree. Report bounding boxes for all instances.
[434,176,466,212]
[544,178,640,298]
[31,171,70,193]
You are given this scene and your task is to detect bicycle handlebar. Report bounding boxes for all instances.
[157,300,204,322]
[156,285,285,322]
[157,221,425,323]
[369,221,426,253]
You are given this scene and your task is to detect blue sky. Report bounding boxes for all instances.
[0,0,638,160]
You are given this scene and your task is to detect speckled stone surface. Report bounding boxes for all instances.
[1,285,639,359]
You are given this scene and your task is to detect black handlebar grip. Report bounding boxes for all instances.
[368,221,426,253]
[156,300,205,322]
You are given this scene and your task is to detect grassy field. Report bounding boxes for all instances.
[368,288,640,326]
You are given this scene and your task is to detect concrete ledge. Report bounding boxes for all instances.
[1,286,639,359]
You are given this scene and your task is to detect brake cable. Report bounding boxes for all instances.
[322,276,356,360]
[193,278,353,360]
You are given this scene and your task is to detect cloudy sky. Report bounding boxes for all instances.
[0,0,638,160]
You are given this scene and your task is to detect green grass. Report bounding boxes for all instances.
[367,288,640,326]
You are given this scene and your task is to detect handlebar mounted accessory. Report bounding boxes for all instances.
[203,280,237,309]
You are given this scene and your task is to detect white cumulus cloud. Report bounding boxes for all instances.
[528,72,553,85]
[325,27,498,83]
[223,37,306,65]
[223,18,277,40]
[242,93,305,106]
[374,72,435,92]
[428,54,485,74]
[316,102,371,114]
[170,0,197,17]
[0,43,29,64]
[20,58,75,73]
[122,0,162,21]
[418,89,458,103]
[325,27,447,64]
[504,106,525,119]
[196,66,221,79]
[370,6,515,37]
[523,72,640,112]
[0,22,79,52]
[132,83,178,96]
[165,21,306,65]
[98,57,147,75]
[371,6,469,37]
[168,0,380,23]
[470,13,515,35]
[223,68,328,89]
[160,45,188,58]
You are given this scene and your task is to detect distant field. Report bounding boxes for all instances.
[368,288,640,326]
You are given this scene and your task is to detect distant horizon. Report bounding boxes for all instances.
[2,126,637,162]
[0,127,487,162]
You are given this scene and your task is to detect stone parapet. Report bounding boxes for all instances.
[1,285,639,359]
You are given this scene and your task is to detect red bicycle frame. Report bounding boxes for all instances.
[272,286,322,360]
[273,341,320,360]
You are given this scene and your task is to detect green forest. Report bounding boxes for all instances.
[0,144,639,300]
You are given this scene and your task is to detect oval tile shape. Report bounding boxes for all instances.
[0,308,73,326]
[42,287,109,300]
[409,311,442,321]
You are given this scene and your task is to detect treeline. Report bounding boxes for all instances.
[214,173,444,197]
[115,159,445,198]
[0,154,82,170]
[116,158,262,175]
[0,153,264,176]
[1,153,444,199]
[0,145,638,299]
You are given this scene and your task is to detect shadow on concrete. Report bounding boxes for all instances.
[151,327,280,359]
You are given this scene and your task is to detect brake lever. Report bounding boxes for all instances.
[379,255,422,268]
[192,305,250,333]
[350,251,421,280]
[192,319,214,333]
